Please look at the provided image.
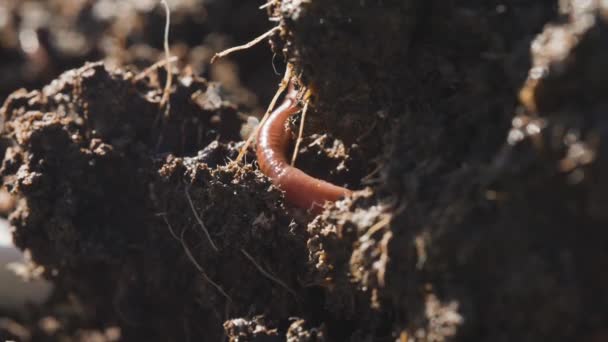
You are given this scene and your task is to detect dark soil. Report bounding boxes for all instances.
[2,0,608,341]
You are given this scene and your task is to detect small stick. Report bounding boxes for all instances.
[159,0,173,114]
[241,249,298,298]
[235,63,293,163]
[184,186,219,252]
[211,26,280,64]
[290,92,311,166]
[181,228,232,302]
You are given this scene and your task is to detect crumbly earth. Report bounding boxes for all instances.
[1,0,608,341]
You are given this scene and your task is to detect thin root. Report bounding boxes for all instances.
[235,63,293,163]
[181,227,233,303]
[184,186,219,252]
[259,1,274,9]
[290,90,311,166]
[133,56,178,82]
[360,215,392,242]
[241,249,298,298]
[211,26,280,64]
[160,0,173,115]
[361,161,384,185]
[157,212,180,241]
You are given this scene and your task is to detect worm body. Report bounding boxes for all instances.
[256,91,352,212]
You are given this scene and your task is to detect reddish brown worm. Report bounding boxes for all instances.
[256,89,352,212]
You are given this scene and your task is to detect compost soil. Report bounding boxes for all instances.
[2,0,608,341]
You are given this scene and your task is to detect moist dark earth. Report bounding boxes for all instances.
[1,0,608,341]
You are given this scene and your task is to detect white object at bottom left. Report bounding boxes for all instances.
[0,219,53,311]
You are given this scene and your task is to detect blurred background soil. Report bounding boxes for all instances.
[1,0,608,341]
[0,0,279,109]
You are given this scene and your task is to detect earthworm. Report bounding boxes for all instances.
[256,86,352,212]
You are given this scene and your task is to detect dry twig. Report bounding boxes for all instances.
[211,26,280,63]
[290,92,311,166]
[235,63,293,163]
